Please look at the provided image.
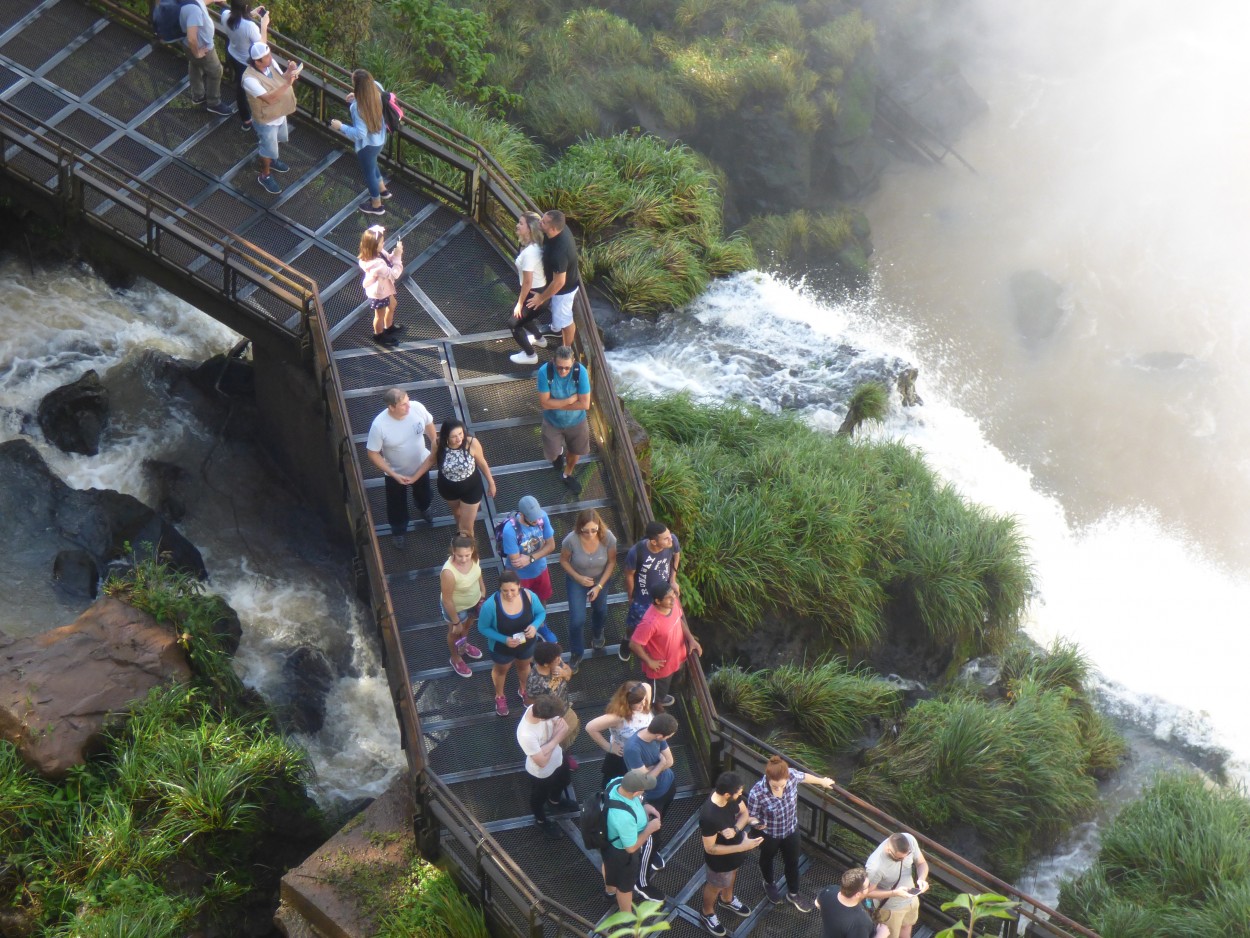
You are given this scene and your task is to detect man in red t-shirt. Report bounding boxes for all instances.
[628,582,702,709]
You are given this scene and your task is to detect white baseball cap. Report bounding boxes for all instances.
[249,41,270,60]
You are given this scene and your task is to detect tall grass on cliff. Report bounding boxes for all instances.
[628,392,1032,653]
[1059,773,1250,937]
[534,134,754,314]
[852,680,1103,878]
[1,563,317,936]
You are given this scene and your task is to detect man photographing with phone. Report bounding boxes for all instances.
[242,41,303,194]
[864,832,929,938]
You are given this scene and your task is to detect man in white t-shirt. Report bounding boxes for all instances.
[516,694,578,840]
[242,42,302,194]
[181,0,233,116]
[365,388,436,550]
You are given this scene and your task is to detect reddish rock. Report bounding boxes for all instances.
[0,596,191,778]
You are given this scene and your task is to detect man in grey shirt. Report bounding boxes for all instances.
[864,832,929,938]
[181,0,233,116]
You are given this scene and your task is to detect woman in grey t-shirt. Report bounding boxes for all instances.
[559,508,617,669]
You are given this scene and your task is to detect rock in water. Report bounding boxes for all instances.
[0,596,192,778]
[0,439,206,583]
[280,646,336,735]
[52,549,99,600]
[1010,270,1067,345]
[37,369,109,456]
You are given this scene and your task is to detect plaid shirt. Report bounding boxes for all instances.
[747,768,805,839]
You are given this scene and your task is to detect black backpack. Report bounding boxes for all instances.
[581,779,632,851]
[493,512,525,562]
[544,361,582,385]
[152,0,198,43]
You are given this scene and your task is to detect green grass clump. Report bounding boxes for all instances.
[628,393,1032,654]
[1059,773,1250,936]
[853,681,1102,877]
[534,134,753,314]
[744,209,859,264]
[708,665,773,724]
[765,658,900,751]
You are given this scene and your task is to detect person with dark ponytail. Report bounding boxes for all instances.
[746,755,835,912]
[219,0,268,129]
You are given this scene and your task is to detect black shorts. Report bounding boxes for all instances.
[437,470,484,505]
[602,844,641,892]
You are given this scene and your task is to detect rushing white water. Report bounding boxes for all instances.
[0,259,401,807]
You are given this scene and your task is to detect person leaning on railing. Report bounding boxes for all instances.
[746,754,835,913]
[329,69,394,217]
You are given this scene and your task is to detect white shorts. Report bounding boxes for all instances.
[550,288,577,330]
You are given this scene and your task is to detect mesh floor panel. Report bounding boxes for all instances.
[90,55,185,124]
[276,154,361,232]
[494,462,613,517]
[416,227,515,334]
[463,379,542,423]
[46,24,144,96]
[0,0,40,34]
[136,99,213,152]
[99,133,162,175]
[0,1,99,70]
[333,345,446,390]
[288,242,354,291]
[53,107,112,149]
[183,117,262,178]
[9,81,65,122]
[451,337,544,382]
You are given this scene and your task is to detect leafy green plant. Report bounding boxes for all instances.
[378,859,490,938]
[934,892,1019,938]
[708,665,772,723]
[837,381,889,436]
[765,658,900,751]
[598,900,670,938]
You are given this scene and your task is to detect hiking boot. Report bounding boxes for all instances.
[698,913,726,937]
[451,656,472,678]
[592,633,605,650]
[269,158,290,173]
[568,652,583,673]
[787,893,813,913]
[257,174,281,194]
[359,202,386,216]
[457,639,483,660]
[718,896,751,918]
[764,882,785,903]
[510,350,538,365]
[494,695,509,717]
[206,101,235,116]
[536,817,560,840]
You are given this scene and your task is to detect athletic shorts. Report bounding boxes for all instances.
[549,289,577,330]
[542,418,590,462]
[254,119,289,160]
[603,844,641,892]
[488,635,537,664]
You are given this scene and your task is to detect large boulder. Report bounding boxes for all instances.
[0,596,191,778]
[37,369,109,456]
[0,439,206,583]
[277,646,337,735]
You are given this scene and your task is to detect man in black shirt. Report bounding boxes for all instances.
[697,771,762,936]
[526,209,581,349]
[815,867,889,938]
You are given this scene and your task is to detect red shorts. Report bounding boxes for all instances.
[519,566,552,603]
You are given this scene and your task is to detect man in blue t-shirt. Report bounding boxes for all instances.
[622,712,679,892]
[501,496,558,612]
[536,346,591,494]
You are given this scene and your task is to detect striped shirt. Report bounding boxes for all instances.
[746,768,806,839]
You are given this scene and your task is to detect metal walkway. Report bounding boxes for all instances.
[0,4,1106,937]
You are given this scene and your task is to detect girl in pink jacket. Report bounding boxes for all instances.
[359,224,404,347]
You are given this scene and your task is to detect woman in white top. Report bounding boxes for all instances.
[586,680,653,791]
[219,0,268,129]
[508,211,549,365]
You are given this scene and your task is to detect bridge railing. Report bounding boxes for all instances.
[0,102,316,337]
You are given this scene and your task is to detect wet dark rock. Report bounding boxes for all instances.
[896,367,923,407]
[51,549,99,600]
[190,353,255,399]
[0,439,206,586]
[279,646,336,734]
[1011,270,1067,344]
[701,107,814,218]
[143,459,191,522]
[37,369,109,456]
[959,656,1006,699]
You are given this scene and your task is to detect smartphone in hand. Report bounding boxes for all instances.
[907,887,922,896]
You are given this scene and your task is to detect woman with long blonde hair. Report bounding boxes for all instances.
[330,68,391,215]
[585,681,653,790]
[358,224,403,346]
[507,210,549,365]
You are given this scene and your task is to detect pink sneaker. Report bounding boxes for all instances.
[451,656,472,678]
[459,640,483,660]
[495,695,509,717]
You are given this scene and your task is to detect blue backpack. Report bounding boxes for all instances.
[152,0,198,43]
[493,512,525,562]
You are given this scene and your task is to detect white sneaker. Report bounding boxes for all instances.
[533,336,548,348]
[510,350,539,365]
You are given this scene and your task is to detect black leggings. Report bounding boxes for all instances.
[229,57,251,123]
[529,760,572,821]
[760,829,802,893]
[510,291,549,353]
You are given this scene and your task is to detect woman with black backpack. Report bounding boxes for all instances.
[329,69,392,216]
